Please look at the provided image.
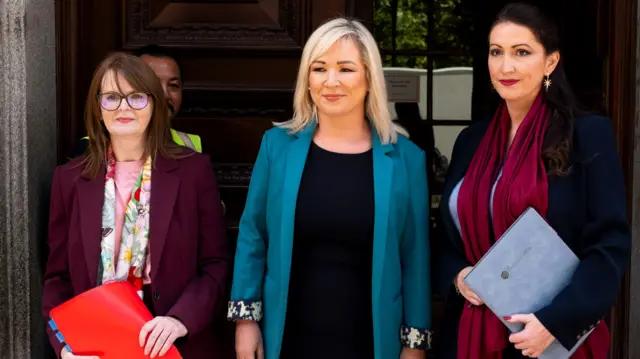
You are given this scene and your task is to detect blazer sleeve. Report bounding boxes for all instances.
[167,156,231,336]
[433,127,471,298]
[535,117,631,349]
[432,218,468,298]
[399,149,433,350]
[227,132,270,321]
[42,167,74,358]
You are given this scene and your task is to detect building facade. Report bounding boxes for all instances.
[1,0,639,358]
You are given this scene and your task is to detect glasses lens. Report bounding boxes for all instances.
[127,93,149,110]
[100,93,121,111]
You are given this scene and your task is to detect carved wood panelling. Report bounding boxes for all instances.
[178,85,293,119]
[214,163,254,186]
[124,0,312,51]
[55,0,80,162]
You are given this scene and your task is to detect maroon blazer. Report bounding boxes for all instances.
[42,151,232,359]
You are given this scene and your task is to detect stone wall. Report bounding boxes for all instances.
[0,0,57,358]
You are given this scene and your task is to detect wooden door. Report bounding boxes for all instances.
[56,0,372,245]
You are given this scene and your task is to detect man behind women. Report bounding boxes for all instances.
[227,18,431,359]
[434,3,630,359]
[42,53,230,359]
[69,45,201,158]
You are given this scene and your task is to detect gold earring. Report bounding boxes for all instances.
[543,74,552,91]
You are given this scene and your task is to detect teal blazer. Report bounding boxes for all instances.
[227,124,432,359]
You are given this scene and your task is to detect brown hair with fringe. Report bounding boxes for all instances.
[80,52,186,178]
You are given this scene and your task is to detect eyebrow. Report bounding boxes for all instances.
[101,90,141,95]
[312,60,357,65]
[489,43,533,49]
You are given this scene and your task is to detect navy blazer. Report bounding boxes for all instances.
[433,114,631,352]
[42,152,231,358]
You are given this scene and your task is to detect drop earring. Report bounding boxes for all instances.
[543,74,552,91]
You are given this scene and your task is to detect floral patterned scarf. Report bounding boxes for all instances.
[98,146,152,299]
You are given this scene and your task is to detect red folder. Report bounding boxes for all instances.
[49,281,182,359]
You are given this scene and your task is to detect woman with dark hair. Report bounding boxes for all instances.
[42,52,230,359]
[434,3,630,359]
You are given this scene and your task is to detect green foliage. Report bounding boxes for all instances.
[374,0,474,69]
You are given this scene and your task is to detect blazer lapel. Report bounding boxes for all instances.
[440,120,491,254]
[371,135,393,307]
[78,167,106,286]
[439,163,466,254]
[279,126,314,289]
[149,155,180,280]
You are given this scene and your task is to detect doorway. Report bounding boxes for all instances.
[54,0,636,357]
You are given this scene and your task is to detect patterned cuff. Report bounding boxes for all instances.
[227,300,263,321]
[400,325,432,350]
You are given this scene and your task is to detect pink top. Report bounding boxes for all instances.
[113,160,152,284]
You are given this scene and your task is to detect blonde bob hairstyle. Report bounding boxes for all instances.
[278,18,407,144]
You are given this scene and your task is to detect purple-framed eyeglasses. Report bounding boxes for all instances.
[98,92,150,111]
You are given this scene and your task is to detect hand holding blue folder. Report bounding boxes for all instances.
[463,208,592,359]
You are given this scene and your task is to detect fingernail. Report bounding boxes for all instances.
[503,316,511,320]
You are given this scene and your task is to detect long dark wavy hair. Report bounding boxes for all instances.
[492,3,582,176]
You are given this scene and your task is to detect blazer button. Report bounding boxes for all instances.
[153,291,160,301]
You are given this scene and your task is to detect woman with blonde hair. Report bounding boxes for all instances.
[227,18,431,359]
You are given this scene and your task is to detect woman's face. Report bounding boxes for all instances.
[308,38,368,119]
[99,70,153,139]
[488,22,559,104]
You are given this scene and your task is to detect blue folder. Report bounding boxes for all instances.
[463,207,593,359]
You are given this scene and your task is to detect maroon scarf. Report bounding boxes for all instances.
[456,93,609,359]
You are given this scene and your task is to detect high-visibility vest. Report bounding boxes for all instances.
[81,129,202,153]
[170,129,202,153]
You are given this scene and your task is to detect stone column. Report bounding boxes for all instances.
[0,0,57,358]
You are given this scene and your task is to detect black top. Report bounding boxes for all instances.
[432,115,630,358]
[280,142,375,359]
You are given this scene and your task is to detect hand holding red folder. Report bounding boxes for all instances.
[49,281,182,359]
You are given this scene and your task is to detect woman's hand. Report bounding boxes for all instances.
[60,347,99,359]
[506,314,555,358]
[139,316,188,358]
[455,266,484,306]
[235,320,264,359]
[399,347,425,359]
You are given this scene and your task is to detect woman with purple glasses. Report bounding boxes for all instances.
[42,52,231,359]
